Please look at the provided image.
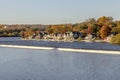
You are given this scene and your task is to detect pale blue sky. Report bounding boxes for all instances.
[0,0,119,24]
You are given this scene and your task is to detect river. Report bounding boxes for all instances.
[0,37,120,51]
[0,47,120,80]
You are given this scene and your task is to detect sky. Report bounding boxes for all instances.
[0,0,120,24]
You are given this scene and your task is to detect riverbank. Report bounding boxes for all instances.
[0,44,120,55]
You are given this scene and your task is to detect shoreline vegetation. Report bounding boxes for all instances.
[0,16,120,44]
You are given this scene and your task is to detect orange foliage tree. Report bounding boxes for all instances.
[99,25,111,39]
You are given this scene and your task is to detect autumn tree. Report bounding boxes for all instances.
[85,18,96,24]
[99,25,111,39]
[23,29,34,38]
[66,24,73,31]
[110,33,120,44]
[111,26,120,34]
[97,16,113,26]
[87,26,93,34]
[46,26,54,34]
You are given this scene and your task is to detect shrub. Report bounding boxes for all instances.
[110,33,120,44]
[77,37,83,42]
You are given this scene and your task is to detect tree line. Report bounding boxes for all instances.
[0,16,120,44]
[46,16,120,40]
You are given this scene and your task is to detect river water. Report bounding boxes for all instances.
[0,47,120,80]
[0,37,120,51]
